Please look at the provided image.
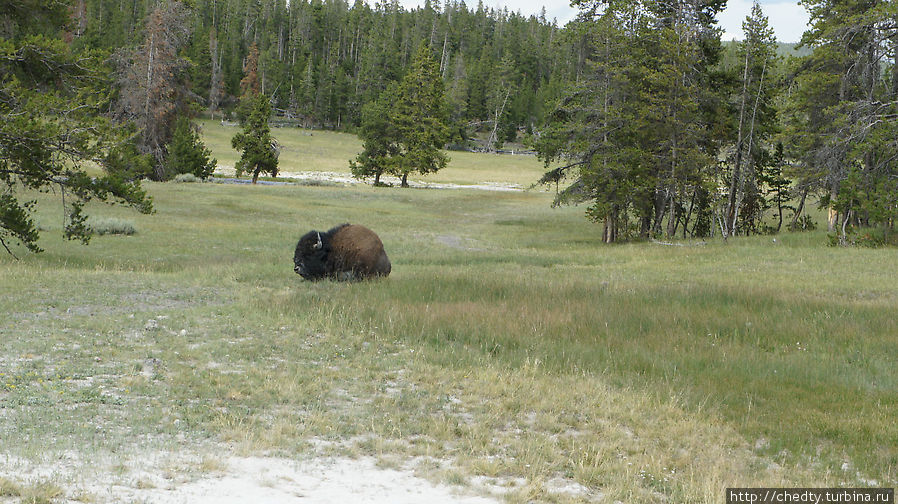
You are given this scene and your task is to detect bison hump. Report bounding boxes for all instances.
[328,225,390,278]
[331,225,383,252]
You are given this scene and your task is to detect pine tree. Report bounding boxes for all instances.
[1,0,153,255]
[721,1,780,238]
[69,0,578,134]
[231,94,279,184]
[536,1,653,242]
[788,0,898,240]
[188,27,213,102]
[645,1,725,239]
[485,54,516,151]
[390,42,451,187]
[166,117,217,180]
[537,0,728,242]
[350,87,401,186]
[236,41,262,123]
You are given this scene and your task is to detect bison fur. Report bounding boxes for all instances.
[293,224,391,281]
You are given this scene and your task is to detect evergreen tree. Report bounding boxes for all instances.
[297,57,317,124]
[537,0,728,242]
[231,94,279,184]
[350,85,401,185]
[536,1,651,242]
[235,41,261,123]
[485,54,516,151]
[0,0,153,255]
[70,0,576,134]
[390,42,451,187]
[166,117,217,180]
[645,0,727,239]
[720,1,780,238]
[786,0,898,241]
[188,27,212,101]
[759,143,793,233]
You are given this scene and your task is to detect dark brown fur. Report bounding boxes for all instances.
[294,224,391,281]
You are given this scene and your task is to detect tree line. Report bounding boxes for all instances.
[2,0,897,254]
[71,0,576,144]
[537,0,898,245]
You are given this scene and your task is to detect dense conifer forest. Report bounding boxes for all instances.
[70,0,575,140]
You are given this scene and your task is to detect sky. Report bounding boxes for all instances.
[396,1,811,43]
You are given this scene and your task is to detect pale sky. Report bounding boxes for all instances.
[397,1,810,43]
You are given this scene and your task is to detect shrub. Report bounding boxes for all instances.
[174,173,199,183]
[789,215,817,232]
[828,226,897,248]
[88,218,136,236]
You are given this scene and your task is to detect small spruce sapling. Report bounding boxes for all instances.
[166,116,217,180]
[231,95,279,184]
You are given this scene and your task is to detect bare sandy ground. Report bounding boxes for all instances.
[2,451,503,504]
[106,456,499,504]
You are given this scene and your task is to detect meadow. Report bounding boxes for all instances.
[0,124,896,503]
[199,119,548,187]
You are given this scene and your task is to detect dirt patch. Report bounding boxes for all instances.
[1,451,500,504]
[131,456,499,504]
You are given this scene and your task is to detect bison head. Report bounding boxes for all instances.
[293,230,329,281]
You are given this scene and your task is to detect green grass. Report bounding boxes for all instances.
[1,171,896,502]
[199,119,549,187]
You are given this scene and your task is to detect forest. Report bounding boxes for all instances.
[1,0,897,251]
[71,0,574,142]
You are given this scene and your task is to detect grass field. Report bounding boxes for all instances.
[1,128,896,503]
[198,119,549,187]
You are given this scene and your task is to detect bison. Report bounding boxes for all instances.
[293,224,391,281]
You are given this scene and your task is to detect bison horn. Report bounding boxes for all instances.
[314,232,322,249]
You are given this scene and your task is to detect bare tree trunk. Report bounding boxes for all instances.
[683,189,697,239]
[653,186,666,235]
[840,209,852,245]
[666,192,677,238]
[727,47,751,238]
[828,184,839,232]
[440,34,449,78]
[790,187,808,230]
[210,30,221,119]
[603,206,618,243]
[776,197,784,232]
[716,211,728,242]
[487,88,510,152]
[145,30,155,131]
[731,60,767,237]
